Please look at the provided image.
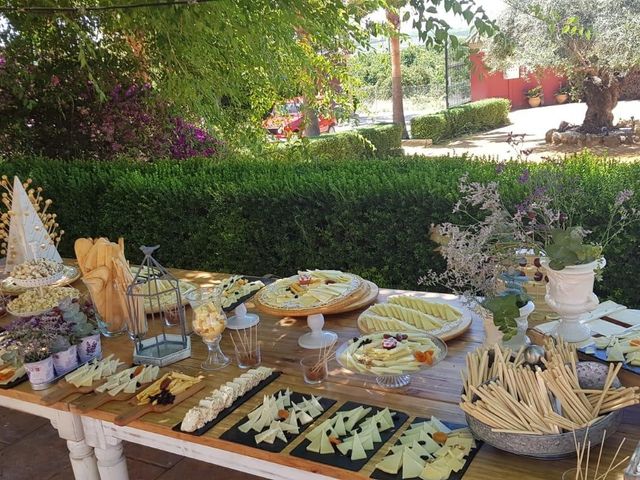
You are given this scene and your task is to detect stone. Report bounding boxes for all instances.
[551,131,563,144]
[584,134,601,147]
[545,129,557,144]
[603,135,622,147]
[558,121,570,132]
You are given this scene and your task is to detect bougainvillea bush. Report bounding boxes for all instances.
[0,49,222,161]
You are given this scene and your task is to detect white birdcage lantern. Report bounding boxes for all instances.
[126,245,190,366]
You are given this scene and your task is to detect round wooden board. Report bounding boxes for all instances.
[357,300,473,342]
[254,280,379,317]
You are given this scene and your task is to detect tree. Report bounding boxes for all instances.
[384,0,497,138]
[484,0,640,133]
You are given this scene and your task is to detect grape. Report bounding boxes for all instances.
[533,272,543,282]
[533,258,542,268]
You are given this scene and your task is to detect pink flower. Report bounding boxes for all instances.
[50,75,60,87]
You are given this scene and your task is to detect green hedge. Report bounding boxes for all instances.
[1,153,638,307]
[411,98,511,142]
[306,123,403,159]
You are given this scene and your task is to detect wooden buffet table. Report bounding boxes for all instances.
[1,266,639,480]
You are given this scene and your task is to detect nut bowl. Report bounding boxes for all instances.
[13,269,65,288]
[465,361,623,459]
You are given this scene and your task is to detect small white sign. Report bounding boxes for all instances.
[504,66,520,80]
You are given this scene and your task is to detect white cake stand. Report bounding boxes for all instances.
[298,313,338,349]
[226,303,260,330]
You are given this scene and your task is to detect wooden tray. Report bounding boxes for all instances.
[219,390,336,453]
[289,401,409,472]
[357,300,473,342]
[172,371,282,435]
[39,378,109,406]
[71,389,137,413]
[370,418,483,480]
[114,382,207,426]
[255,280,378,318]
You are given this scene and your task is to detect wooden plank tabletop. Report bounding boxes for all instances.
[1,264,639,479]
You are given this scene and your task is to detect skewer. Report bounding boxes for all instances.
[592,430,606,480]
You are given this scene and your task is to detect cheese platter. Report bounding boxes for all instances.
[336,332,447,388]
[114,371,205,426]
[253,270,377,317]
[70,364,161,413]
[174,367,281,435]
[371,417,482,480]
[39,355,124,405]
[219,389,336,453]
[357,295,472,342]
[290,401,409,472]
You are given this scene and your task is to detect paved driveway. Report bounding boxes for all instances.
[403,100,640,160]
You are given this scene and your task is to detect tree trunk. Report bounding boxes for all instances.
[581,72,624,133]
[386,9,409,139]
[303,99,321,137]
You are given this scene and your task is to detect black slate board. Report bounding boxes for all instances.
[370,418,483,480]
[578,344,640,376]
[172,371,282,435]
[219,390,336,453]
[222,275,277,313]
[0,373,27,389]
[289,401,410,472]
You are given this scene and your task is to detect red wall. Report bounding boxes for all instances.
[470,52,565,110]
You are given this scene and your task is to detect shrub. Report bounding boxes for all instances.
[411,98,511,142]
[306,123,403,160]
[1,152,638,307]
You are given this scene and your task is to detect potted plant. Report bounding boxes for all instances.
[22,339,55,386]
[525,86,543,107]
[422,174,535,347]
[555,85,570,104]
[61,298,102,362]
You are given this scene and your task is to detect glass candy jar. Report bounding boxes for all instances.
[187,287,229,370]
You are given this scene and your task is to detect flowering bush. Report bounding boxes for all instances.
[0,50,222,161]
[1,312,71,363]
[422,161,640,338]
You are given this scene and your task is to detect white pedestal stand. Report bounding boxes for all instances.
[226,303,260,330]
[298,313,337,349]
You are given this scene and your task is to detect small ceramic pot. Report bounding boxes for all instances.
[555,93,569,104]
[52,345,79,376]
[502,301,535,349]
[528,96,542,107]
[24,356,56,386]
[78,333,102,363]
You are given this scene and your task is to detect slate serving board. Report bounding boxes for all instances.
[370,418,483,480]
[289,401,409,472]
[222,275,277,313]
[172,371,282,435]
[219,390,336,453]
[578,345,640,376]
[0,373,27,389]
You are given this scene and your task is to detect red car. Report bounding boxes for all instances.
[264,99,336,139]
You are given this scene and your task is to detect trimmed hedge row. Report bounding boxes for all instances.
[306,123,403,159]
[1,153,638,307]
[411,98,511,142]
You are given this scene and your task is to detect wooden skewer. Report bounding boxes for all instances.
[597,437,625,480]
[592,429,606,480]
[595,455,629,480]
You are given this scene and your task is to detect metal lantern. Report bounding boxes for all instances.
[126,245,191,366]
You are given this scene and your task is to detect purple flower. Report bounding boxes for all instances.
[518,169,530,184]
[495,162,506,174]
[615,189,634,207]
[50,75,60,87]
[0,56,5,68]
[125,85,137,97]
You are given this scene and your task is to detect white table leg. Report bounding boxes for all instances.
[82,417,130,480]
[51,411,100,480]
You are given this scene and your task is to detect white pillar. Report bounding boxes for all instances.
[51,411,100,480]
[82,417,130,480]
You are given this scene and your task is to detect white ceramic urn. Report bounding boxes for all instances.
[541,257,605,342]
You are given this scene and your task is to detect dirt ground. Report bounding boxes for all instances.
[403,100,640,161]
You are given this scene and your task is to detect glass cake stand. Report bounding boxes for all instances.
[335,332,447,389]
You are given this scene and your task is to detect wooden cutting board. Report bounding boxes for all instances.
[113,382,206,426]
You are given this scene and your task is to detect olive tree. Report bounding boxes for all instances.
[485,0,640,133]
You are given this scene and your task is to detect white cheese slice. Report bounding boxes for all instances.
[319,432,334,454]
[376,451,403,474]
[430,416,451,434]
[350,433,367,461]
[402,448,425,479]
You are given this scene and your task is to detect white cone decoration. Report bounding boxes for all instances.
[4,176,62,273]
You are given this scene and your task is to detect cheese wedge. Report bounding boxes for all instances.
[350,432,367,461]
[376,451,403,474]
